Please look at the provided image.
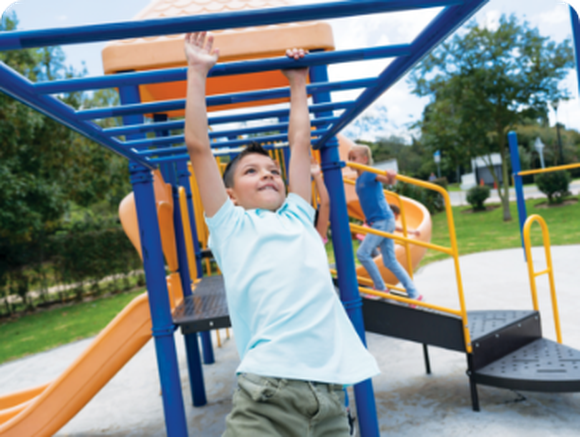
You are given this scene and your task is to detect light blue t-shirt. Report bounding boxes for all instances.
[206,193,380,385]
[355,171,394,224]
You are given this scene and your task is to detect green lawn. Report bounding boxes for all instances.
[421,198,580,265]
[0,288,144,364]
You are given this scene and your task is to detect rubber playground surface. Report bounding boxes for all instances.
[1,246,579,436]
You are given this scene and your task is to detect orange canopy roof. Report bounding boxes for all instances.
[102,0,335,115]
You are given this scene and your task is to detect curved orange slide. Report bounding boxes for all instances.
[336,134,432,290]
[0,294,152,437]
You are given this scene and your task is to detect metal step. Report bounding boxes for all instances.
[362,297,465,351]
[474,338,580,392]
[468,310,542,370]
[173,275,231,335]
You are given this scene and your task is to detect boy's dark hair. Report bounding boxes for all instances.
[389,204,400,215]
[223,142,271,188]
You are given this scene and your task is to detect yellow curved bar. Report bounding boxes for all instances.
[346,161,472,353]
[518,162,580,177]
[329,268,406,293]
[523,215,562,343]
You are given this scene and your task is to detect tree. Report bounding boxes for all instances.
[411,15,574,221]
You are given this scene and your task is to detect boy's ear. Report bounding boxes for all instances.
[226,187,238,205]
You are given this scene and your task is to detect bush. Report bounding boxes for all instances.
[393,177,448,214]
[535,171,570,204]
[466,186,490,211]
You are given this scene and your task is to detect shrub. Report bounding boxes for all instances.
[466,186,490,211]
[535,171,570,204]
[393,177,447,214]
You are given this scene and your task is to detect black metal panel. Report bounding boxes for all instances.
[362,298,465,351]
[474,338,580,392]
[469,310,542,370]
[173,275,231,335]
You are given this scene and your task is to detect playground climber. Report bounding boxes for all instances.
[184,32,379,437]
[348,144,423,305]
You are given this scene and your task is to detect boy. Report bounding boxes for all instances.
[184,32,379,436]
[348,144,423,304]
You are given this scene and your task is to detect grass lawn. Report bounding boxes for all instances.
[0,288,145,365]
[421,197,580,265]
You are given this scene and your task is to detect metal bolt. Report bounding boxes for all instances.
[495,334,500,338]
[209,321,214,327]
[475,343,480,348]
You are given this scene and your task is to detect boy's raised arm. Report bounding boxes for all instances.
[283,49,312,204]
[184,32,228,218]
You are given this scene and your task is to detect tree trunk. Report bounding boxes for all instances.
[499,141,512,221]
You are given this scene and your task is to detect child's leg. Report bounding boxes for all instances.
[356,227,387,291]
[223,374,349,437]
[378,218,419,298]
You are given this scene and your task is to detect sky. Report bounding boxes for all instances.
[2,0,580,142]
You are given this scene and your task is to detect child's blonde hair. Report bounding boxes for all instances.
[349,144,374,165]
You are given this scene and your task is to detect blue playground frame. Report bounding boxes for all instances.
[0,1,489,436]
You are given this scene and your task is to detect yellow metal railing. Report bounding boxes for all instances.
[344,178,414,279]
[522,215,562,343]
[518,162,580,177]
[346,161,472,353]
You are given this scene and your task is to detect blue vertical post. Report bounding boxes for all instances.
[508,131,528,255]
[153,114,211,405]
[310,64,380,437]
[118,85,188,436]
[570,5,580,98]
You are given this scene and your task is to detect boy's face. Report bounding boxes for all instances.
[226,153,286,211]
[348,149,368,165]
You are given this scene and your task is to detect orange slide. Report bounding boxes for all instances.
[0,171,183,437]
[337,134,432,289]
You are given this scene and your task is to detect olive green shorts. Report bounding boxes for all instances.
[223,373,350,437]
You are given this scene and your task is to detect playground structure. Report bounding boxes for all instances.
[2,1,580,436]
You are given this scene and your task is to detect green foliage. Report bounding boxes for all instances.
[535,171,571,204]
[393,177,448,214]
[466,186,491,211]
[411,14,574,221]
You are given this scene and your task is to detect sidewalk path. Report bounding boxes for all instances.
[448,180,580,206]
[1,246,579,436]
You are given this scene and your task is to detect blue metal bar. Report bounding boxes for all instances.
[76,78,377,120]
[129,163,188,436]
[0,62,154,169]
[310,64,380,437]
[570,5,580,99]
[136,128,328,157]
[34,44,411,95]
[103,104,350,137]
[124,121,335,150]
[0,0,464,50]
[508,131,528,257]
[313,0,489,149]
[149,143,289,165]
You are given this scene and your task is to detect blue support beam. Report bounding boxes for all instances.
[313,0,489,149]
[0,62,153,168]
[507,131,528,256]
[34,44,411,95]
[310,64,380,437]
[0,0,464,50]
[570,5,580,98]
[76,78,377,120]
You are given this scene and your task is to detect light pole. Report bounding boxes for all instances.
[551,100,564,165]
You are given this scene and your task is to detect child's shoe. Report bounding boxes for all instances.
[409,294,424,309]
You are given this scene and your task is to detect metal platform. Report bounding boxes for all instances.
[173,275,231,335]
[475,338,580,392]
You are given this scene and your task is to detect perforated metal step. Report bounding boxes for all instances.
[474,338,580,392]
[173,275,231,334]
[468,310,537,341]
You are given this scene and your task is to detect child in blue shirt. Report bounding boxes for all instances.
[348,144,423,304]
[184,32,379,437]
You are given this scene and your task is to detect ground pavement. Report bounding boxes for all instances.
[1,245,579,436]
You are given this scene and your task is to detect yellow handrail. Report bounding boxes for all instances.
[522,215,562,343]
[344,178,414,279]
[518,162,580,177]
[346,161,472,353]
